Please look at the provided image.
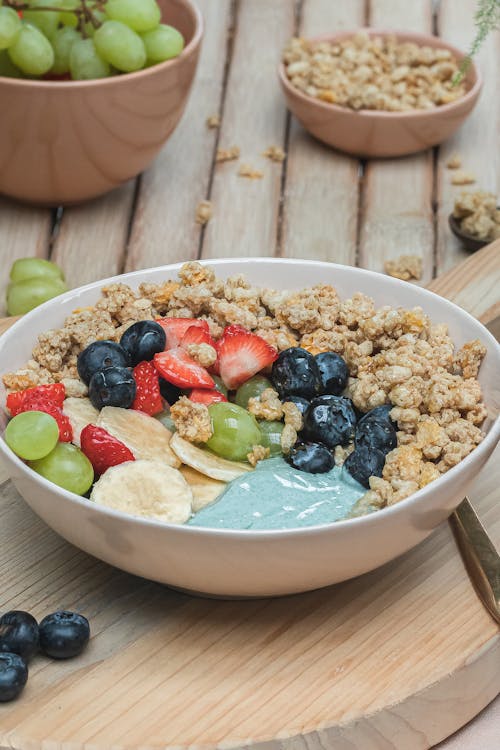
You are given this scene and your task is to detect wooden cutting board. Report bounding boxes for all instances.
[0,242,499,750]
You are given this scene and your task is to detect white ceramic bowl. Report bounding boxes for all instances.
[0,260,499,598]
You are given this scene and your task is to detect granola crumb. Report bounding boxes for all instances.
[248,388,283,421]
[169,396,213,444]
[216,146,240,163]
[195,200,213,226]
[384,255,423,281]
[282,401,303,431]
[247,445,271,467]
[238,163,264,179]
[452,189,500,241]
[451,170,476,186]
[446,153,462,169]
[280,424,297,455]
[206,114,220,129]
[262,145,286,163]
[186,342,217,368]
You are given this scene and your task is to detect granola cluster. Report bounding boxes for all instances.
[283,33,466,112]
[3,261,488,515]
[384,255,423,281]
[453,190,500,241]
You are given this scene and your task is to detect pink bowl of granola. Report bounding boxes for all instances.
[0,259,498,597]
[279,29,482,158]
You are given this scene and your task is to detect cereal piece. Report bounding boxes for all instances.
[282,401,303,431]
[281,424,297,455]
[451,170,476,186]
[453,339,486,379]
[195,200,213,226]
[170,396,213,444]
[262,145,286,163]
[419,462,441,487]
[247,445,271,467]
[248,388,283,421]
[178,261,216,287]
[383,445,423,484]
[32,329,72,373]
[206,114,220,129]
[349,490,385,517]
[446,153,462,169]
[415,417,449,460]
[334,443,354,467]
[384,255,423,281]
[138,281,180,314]
[216,146,240,163]
[186,342,217,368]
[238,163,264,179]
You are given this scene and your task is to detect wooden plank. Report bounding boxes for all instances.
[126,0,233,271]
[359,0,434,282]
[201,0,294,260]
[0,200,51,315]
[436,0,500,273]
[280,0,364,264]
[51,183,135,288]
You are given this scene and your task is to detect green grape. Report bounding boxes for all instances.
[51,26,80,74]
[0,49,23,77]
[105,0,161,33]
[10,257,65,283]
[8,23,55,76]
[234,375,272,409]
[24,0,62,40]
[258,420,284,457]
[7,276,68,316]
[0,7,21,50]
[94,20,146,72]
[59,0,79,28]
[212,375,228,399]
[5,411,59,461]
[206,402,261,462]
[29,443,94,495]
[70,38,110,80]
[82,9,106,38]
[142,24,184,65]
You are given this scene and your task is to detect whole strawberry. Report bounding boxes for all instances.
[132,361,163,416]
[80,425,135,476]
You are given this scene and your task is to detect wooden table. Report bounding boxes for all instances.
[0,1,498,748]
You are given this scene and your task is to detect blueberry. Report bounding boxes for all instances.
[355,419,397,455]
[0,653,28,702]
[315,352,349,396]
[303,395,357,448]
[39,611,90,660]
[120,321,166,366]
[77,341,130,385]
[286,442,334,474]
[159,378,183,405]
[283,395,310,416]
[358,404,395,427]
[88,366,136,410]
[344,445,386,488]
[271,347,321,400]
[0,611,39,662]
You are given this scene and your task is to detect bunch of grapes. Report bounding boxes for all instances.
[0,0,185,80]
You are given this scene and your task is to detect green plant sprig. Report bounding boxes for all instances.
[453,0,500,85]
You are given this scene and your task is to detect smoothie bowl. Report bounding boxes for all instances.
[0,259,498,597]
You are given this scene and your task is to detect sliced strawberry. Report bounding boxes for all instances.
[189,388,228,405]
[7,383,65,416]
[180,324,214,348]
[217,327,278,390]
[156,318,209,350]
[80,425,134,476]
[154,348,215,389]
[19,396,73,442]
[132,361,163,416]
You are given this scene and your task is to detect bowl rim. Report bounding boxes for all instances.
[0,0,203,90]
[278,27,483,119]
[0,257,499,539]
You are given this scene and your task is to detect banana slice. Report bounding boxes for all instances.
[98,406,180,468]
[170,433,251,482]
[63,397,99,447]
[180,465,226,512]
[91,460,192,524]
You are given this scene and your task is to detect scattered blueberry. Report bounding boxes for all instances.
[358,404,395,427]
[0,653,28,702]
[303,395,357,448]
[159,378,183,405]
[39,611,90,660]
[77,341,130,385]
[120,321,166,366]
[283,395,310,416]
[271,347,321,400]
[315,352,349,396]
[88,366,136,410]
[344,445,386,488]
[286,442,334,474]
[355,419,397,455]
[0,611,39,662]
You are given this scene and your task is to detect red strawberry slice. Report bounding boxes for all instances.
[217,327,278,390]
[7,383,65,416]
[180,324,215,348]
[80,425,134,476]
[156,318,209,350]
[132,361,163,416]
[154,348,215,389]
[189,388,228,405]
[19,396,73,442]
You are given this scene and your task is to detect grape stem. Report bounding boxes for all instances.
[5,0,107,33]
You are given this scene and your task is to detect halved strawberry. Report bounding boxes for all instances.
[132,361,163,416]
[7,383,65,416]
[189,388,227,405]
[180,324,214,349]
[19,396,73,442]
[217,327,278,390]
[80,425,134,476]
[156,318,209,350]
[154,348,215,389]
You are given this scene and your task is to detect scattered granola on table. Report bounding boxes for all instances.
[451,170,476,186]
[446,153,462,170]
[384,255,423,281]
[238,164,264,179]
[195,200,213,226]
[216,146,240,163]
[206,114,220,129]
[452,190,500,241]
[262,145,286,163]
